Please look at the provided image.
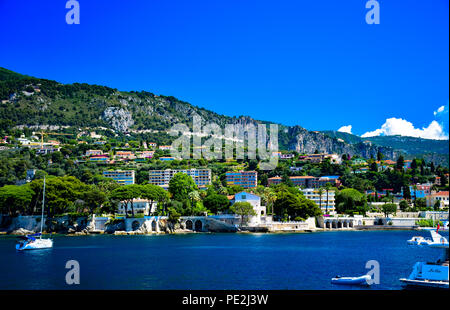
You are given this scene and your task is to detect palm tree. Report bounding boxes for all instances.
[324,182,332,215]
[318,188,324,212]
[188,190,201,214]
[264,187,277,216]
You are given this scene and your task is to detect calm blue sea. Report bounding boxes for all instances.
[0,230,446,290]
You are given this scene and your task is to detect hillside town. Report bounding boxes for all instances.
[0,129,448,235]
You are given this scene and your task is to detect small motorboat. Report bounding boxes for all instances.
[331,274,371,286]
[407,236,432,246]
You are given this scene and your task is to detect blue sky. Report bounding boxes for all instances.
[0,0,448,139]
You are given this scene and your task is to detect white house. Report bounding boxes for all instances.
[118,199,157,216]
[231,192,267,225]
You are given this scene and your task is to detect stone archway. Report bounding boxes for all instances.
[132,220,140,231]
[349,221,354,227]
[194,220,203,232]
[186,220,193,230]
[151,220,157,232]
[326,221,331,229]
[332,221,337,229]
[337,221,342,228]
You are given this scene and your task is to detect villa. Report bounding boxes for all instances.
[229,192,267,225]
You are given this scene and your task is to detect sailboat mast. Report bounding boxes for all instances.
[40,176,46,238]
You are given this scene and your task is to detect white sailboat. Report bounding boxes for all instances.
[16,176,53,251]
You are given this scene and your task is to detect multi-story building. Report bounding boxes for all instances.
[226,171,257,188]
[149,169,211,189]
[407,183,432,199]
[267,175,340,188]
[115,151,135,160]
[426,191,449,209]
[86,150,103,156]
[301,188,336,214]
[103,170,135,185]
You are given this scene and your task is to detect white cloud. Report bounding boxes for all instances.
[361,118,448,140]
[434,105,445,116]
[337,125,352,134]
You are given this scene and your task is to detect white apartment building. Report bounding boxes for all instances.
[301,188,336,215]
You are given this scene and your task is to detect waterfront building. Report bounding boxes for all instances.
[149,169,211,189]
[301,188,336,214]
[229,191,266,224]
[103,170,135,185]
[426,191,449,209]
[148,142,157,148]
[226,171,257,188]
[118,199,157,216]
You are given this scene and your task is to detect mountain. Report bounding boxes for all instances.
[0,67,441,162]
[322,130,449,166]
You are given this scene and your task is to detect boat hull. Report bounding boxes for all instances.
[16,239,53,251]
[331,275,371,286]
[400,278,449,289]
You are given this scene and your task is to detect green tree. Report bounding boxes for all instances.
[230,201,256,226]
[0,184,34,215]
[396,155,405,170]
[381,203,397,217]
[109,184,142,217]
[399,200,409,212]
[168,173,197,202]
[203,193,230,214]
[335,188,367,215]
[141,184,168,215]
[273,190,322,221]
[82,186,107,215]
[29,176,88,216]
[414,197,427,210]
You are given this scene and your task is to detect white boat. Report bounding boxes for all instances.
[331,274,371,286]
[400,230,449,289]
[16,233,53,250]
[407,236,433,246]
[16,176,53,251]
